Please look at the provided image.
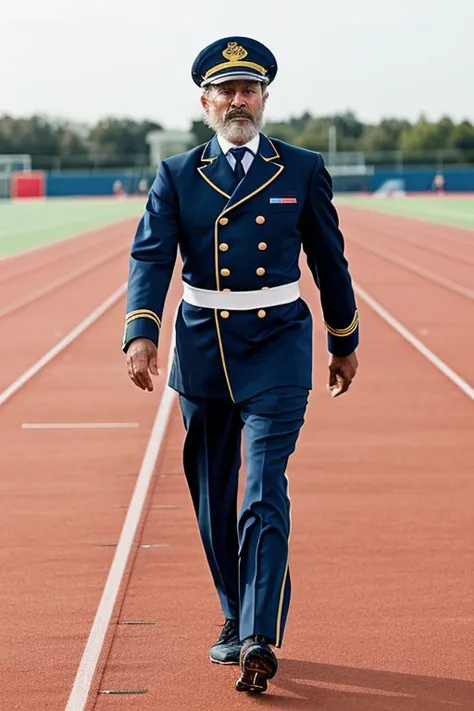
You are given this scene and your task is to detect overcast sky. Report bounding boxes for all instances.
[2,0,473,129]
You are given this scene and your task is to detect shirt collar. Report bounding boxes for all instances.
[217,133,260,157]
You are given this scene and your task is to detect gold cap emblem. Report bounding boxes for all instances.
[222,41,248,62]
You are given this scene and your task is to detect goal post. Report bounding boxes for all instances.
[325,151,375,193]
[146,130,196,168]
[0,155,46,200]
[0,154,32,173]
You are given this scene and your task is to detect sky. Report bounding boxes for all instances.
[2,0,474,130]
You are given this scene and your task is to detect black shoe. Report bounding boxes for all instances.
[209,619,242,665]
[235,634,278,693]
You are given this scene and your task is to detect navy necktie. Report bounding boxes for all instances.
[229,147,248,183]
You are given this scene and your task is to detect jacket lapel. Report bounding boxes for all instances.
[197,133,284,209]
[221,134,284,215]
[197,135,236,199]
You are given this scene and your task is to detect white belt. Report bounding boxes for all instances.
[182,281,300,310]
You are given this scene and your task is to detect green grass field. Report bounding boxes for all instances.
[1,195,473,259]
[0,197,145,257]
[335,195,474,231]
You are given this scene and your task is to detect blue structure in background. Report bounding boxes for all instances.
[39,166,474,197]
[368,166,474,193]
[45,172,156,197]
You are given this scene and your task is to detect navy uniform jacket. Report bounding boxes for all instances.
[123,133,359,403]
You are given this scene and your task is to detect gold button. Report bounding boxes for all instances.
[261,286,269,290]
[257,309,266,318]
[256,216,265,224]
[222,288,231,292]
[219,243,229,252]
[219,217,229,226]
[220,310,229,319]
[256,267,266,276]
[220,268,230,277]
[258,242,267,251]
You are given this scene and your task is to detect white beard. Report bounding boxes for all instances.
[204,105,265,145]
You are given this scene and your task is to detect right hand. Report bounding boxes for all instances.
[126,338,159,391]
[327,350,358,398]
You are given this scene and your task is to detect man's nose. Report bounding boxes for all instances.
[231,93,247,107]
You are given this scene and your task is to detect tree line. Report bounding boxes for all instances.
[0,116,163,170]
[1,111,474,170]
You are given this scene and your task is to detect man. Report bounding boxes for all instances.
[432,172,445,194]
[123,36,359,694]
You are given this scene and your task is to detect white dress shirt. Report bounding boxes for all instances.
[217,133,260,174]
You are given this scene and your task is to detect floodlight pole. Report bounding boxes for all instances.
[328,124,337,167]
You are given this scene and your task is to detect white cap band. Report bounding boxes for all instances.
[201,72,268,87]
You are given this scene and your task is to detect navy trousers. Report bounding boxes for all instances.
[178,386,309,647]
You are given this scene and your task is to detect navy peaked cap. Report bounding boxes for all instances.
[191,36,278,88]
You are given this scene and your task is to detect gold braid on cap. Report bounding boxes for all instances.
[203,41,266,80]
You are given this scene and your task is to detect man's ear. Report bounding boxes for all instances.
[200,92,209,112]
[262,89,269,107]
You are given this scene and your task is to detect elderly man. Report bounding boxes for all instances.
[123,36,359,694]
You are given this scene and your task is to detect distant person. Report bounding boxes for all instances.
[122,35,359,694]
[138,178,149,194]
[113,179,127,198]
[432,173,445,194]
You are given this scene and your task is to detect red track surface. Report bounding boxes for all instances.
[0,208,472,711]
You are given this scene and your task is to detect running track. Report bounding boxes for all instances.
[0,208,472,711]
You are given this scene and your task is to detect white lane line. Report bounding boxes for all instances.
[64,314,177,711]
[351,237,474,300]
[0,247,128,320]
[0,216,134,264]
[354,282,474,401]
[21,422,139,430]
[0,283,127,407]
[341,203,474,246]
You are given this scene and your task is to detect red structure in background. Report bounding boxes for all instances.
[10,171,46,199]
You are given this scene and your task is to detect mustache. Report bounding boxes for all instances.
[225,108,255,122]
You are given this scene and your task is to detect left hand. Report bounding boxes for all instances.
[327,351,358,398]
[126,338,159,392]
